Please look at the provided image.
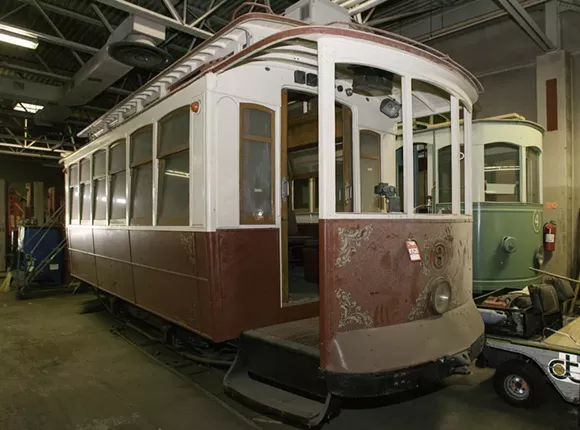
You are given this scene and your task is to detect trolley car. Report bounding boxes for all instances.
[395,116,544,294]
[63,2,484,425]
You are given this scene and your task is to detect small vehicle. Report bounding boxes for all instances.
[476,282,580,408]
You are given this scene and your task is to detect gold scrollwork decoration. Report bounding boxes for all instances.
[336,288,373,329]
[335,225,373,268]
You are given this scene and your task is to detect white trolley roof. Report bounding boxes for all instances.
[78,12,482,141]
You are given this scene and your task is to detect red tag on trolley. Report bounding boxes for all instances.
[406,239,422,262]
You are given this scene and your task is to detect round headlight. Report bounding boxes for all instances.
[431,281,452,314]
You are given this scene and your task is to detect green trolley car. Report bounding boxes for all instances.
[396,116,544,294]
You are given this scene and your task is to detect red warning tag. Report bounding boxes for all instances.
[406,239,422,262]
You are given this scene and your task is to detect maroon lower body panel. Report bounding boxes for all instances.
[67,226,317,342]
[319,217,483,373]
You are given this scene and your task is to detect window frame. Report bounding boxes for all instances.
[130,125,154,226]
[239,102,276,225]
[291,172,318,214]
[157,106,191,226]
[79,157,92,224]
[483,142,521,203]
[437,144,465,204]
[69,162,80,224]
[92,149,108,224]
[525,146,541,204]
[359,130,382,213]
[108,139,128,224]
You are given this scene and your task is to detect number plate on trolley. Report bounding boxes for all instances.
[406,239,422,262]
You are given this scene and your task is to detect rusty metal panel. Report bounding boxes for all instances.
[95,256,135,302]
[93,228,130,261]
[130,230,196,277]
[320,218,479,372]
[69,250,97,285]
[68,227,94,253]
[212,228,318,342]
[133,265,201,332]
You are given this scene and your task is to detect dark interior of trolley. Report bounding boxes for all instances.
[1,0,579,429]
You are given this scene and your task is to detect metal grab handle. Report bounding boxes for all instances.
[232,2,275,20]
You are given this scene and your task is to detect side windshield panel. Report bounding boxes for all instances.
[437,145,464,204]
[526,147,541,204]
[484,143,520,202]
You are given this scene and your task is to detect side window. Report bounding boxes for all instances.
[93,150,107,221]
[288,146,318,214]
[484,143,520,202]
[130,126,153,226]
[360,131,381,212]
[69,163,79,223]
[109,139,127,224]
[437,145,465,203]
[240,103,274,224]
[79,158,91,223]
[157,107,190,226]
[526,147,541,204]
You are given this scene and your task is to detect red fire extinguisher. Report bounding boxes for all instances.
[543,221,556,252]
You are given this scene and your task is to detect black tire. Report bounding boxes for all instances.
[493,360,546,408]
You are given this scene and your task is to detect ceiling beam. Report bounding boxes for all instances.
[17,0,104,27]
[0,20,98,54]
[94,0,213,39]
[0,108,89,126]
[0,141,68,153]
[496,0,556,51]
[396,0,550,43]
[0,149,61,159]
[0,60,131,96]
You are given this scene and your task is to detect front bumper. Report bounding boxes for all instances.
[324,334,485,398]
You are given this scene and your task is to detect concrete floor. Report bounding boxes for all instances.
[0,291,577,430]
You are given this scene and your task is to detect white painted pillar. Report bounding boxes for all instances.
[401,76,414,214]
[152,122,159,226]
[317,39,336,219]
[463,107,473,215]
[536,50,573,276]
[450,95,460,215]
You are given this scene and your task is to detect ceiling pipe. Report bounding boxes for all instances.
[340,0,367,9]
[348,0,391,16]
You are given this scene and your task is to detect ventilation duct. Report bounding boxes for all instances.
[284,0,351,24]
[35,15,166,125]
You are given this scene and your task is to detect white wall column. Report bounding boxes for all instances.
[317,39,336,218]
[450,96,461,215]
[537,50,574,276]
[401,76,414,214]
[463,107,473,215]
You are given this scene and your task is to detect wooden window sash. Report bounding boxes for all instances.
[157,106,190,158]
[240,103,275,225]
[130,125,154,167]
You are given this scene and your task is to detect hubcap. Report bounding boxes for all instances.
[504,374,530,400]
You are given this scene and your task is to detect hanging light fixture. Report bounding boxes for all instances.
[0,24,38,50]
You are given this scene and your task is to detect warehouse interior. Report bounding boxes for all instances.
[0,0,579,429]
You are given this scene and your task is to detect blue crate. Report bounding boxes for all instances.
[18,227,64,285]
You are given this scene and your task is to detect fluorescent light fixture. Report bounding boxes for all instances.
[165,169,189,178]
[14,102,44,113]
[0,24,38,49]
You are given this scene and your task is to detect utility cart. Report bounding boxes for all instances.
[476,282,580,408]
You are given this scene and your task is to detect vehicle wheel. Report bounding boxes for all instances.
[493,360,545,408]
